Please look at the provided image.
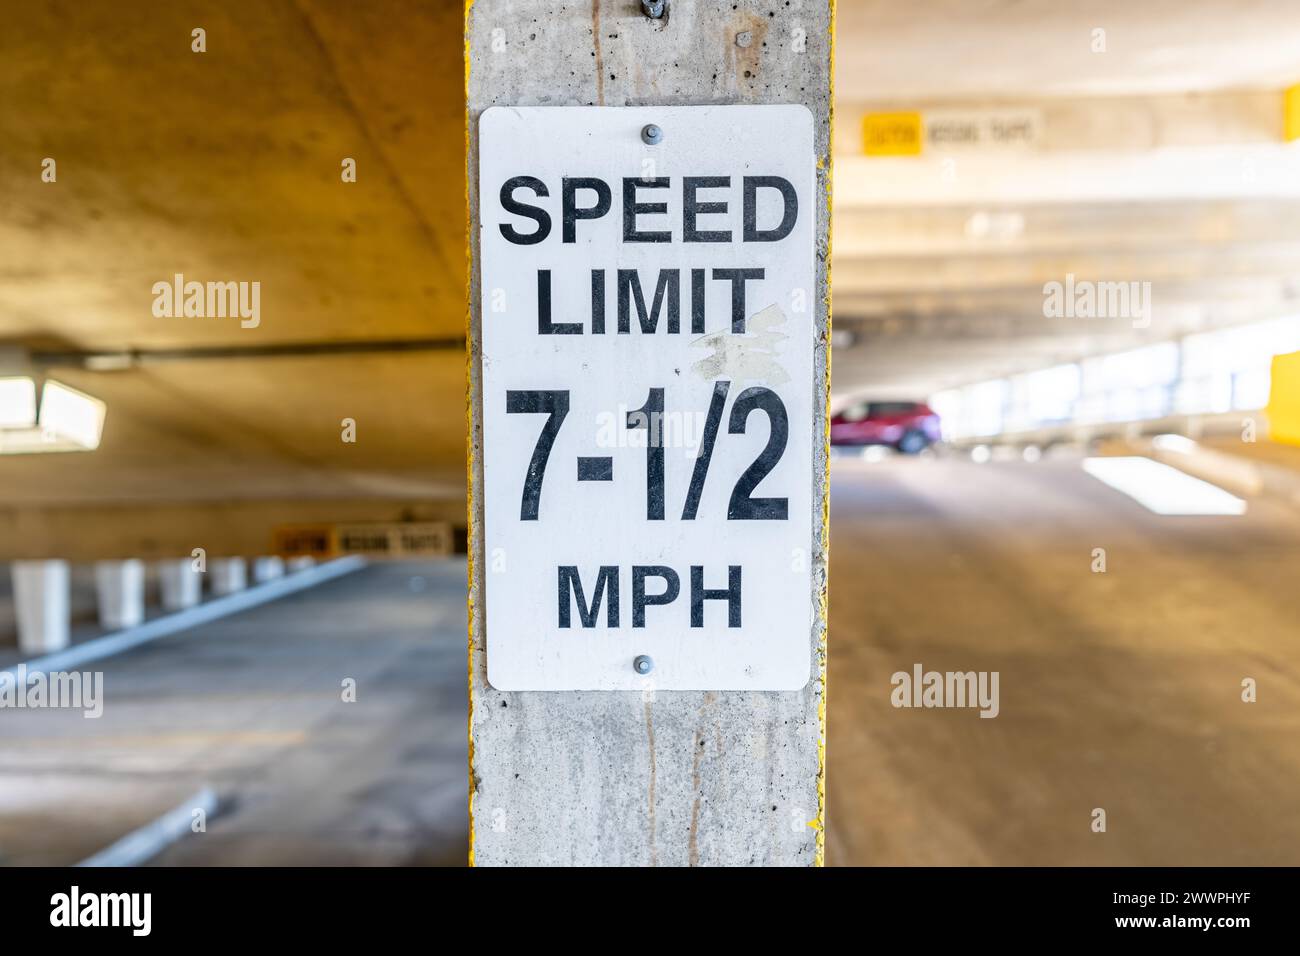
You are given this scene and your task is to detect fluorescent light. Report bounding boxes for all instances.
[40,380,106,450]
[0,377,107,454]
[1082,457,1246,516]
[0,377,37,428]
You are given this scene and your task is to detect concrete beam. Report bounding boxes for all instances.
[835,143,1300,208]
[467,0,831,866]
[836,91,1285,158]
[831,246,1300,296]
[0,499,463,562]
[833,199,1300,259]
[11,560,70,654]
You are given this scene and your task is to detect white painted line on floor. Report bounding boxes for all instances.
[77,787,219,867]
[3,556,368,678]
[1082,456,1247,516]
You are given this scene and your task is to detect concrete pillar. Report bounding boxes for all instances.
[11,560,71,654]
[466,1,832,866]
[157,559,202,611]
[251,556,285,584]
[208,558,247,596]
[94,559,146,631]
[286,556,316,573]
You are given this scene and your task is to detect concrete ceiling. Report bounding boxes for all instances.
[830,0,1300,403]
[836,0,1300,100]
[0,0,466,520]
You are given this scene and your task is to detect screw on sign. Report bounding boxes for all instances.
[478,105,815,691]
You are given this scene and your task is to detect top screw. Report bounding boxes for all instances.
[634,655,654,675]
[641,123,663,145]
[641,0,666,18]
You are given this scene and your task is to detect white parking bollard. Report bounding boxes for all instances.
[157,559,202,611]
[94,559,146,631]
[252,556,285,584]
[209,558,248,596]
[11,560,71,654]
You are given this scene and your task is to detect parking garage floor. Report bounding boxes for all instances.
[824,451,1300,866]
[3,452,1298,866]
[0,560,468,866]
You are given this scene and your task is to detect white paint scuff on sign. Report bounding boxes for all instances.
[479,105,814,691]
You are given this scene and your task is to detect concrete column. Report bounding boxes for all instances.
[466,1,832,866]
[251,556,285,584]
[208,557,247,596]
[157,559,202,611]
[11,560,71,654]
[94,559,146,631]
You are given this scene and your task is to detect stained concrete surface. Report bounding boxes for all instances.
[825,450,1300,866]
[0,560,467,866]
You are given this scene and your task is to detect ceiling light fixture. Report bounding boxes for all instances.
[0,376,106,454]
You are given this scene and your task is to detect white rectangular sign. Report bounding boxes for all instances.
[479,105,814,690]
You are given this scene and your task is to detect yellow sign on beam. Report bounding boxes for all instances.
[273,521,453,559]
[1267,351,1300,445]
[862,111,923,156]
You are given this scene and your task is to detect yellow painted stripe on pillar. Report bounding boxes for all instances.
[1285,85,1300,142]
[1267,350,1300,445]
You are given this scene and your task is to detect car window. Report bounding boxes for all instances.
[868,402,917,417]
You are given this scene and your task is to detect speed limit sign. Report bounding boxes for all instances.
[478,105,815,691]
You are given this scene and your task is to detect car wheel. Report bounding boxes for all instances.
[897,429,928,455]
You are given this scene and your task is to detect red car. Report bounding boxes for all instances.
[830,400,941,454]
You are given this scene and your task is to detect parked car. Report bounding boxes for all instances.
[830,400,941,453]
